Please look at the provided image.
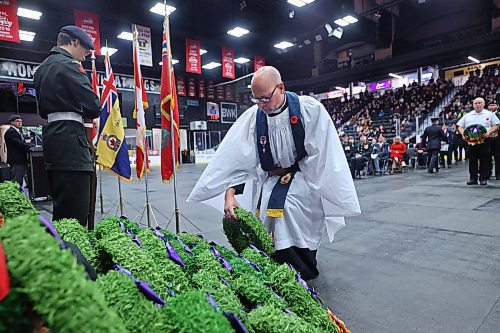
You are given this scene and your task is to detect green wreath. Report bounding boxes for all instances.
[464,124,487,145]
[222,207,275,255]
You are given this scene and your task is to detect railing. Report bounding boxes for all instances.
[416,86,459,138]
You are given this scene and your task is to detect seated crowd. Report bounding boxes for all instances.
[323,68,498,179]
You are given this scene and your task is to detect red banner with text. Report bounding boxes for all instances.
[74,10,101,55]
[0,0,20,43]
[198,80,206,99]
[222,47,235,79]
[254,55,265,72]
[188,78,197,97]
[177,77,186,96]
[185,39,201,74]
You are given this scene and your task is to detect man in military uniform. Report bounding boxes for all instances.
[421,117,448,174]
[34,26,100,226]
[457,98,499,185]
[486,100,500,180]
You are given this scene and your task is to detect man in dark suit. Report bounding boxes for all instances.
[4,115,33,185]
[33,26,100,226]
[421,117,448,174]
[439,123,454,168]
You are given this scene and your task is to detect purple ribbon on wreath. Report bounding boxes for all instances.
[114,264,166,306]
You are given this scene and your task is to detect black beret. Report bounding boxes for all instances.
[431,117,440,122]
[60,25,94,50]
[486,99,497,107]
[8,114,21,122]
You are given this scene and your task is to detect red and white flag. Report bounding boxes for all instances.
[133,28,149,180]
[160,16,180,182]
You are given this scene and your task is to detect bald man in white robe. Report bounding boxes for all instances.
[187,66,360,280]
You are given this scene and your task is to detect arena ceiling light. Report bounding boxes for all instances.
[389,73,403,79]
[117,32,133,41]
[343,15,358,24]
[334,18,349,27]
[234,57,250,64]
[200,49,208,55]
[274,41,294,49]
[468,56,480,64]
[19,30,36,42]
[17,7,42,20]
[287,0,315,7]
[202,62,222,69]
[101,47,118,56]
[227,27,249,37]
[159,59,179,65]
[149,3,176,16]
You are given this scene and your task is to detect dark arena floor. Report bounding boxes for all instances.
[36,162,500,333]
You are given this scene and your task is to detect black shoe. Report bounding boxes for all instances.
[467,180,478,185]
[480,180,487,186]
[427,170,434,174]
[447,165,451,168]
[496,176,500,180]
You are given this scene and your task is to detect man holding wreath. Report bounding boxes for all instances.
[457,97,499,186]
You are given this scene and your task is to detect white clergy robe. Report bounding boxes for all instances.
[187,95,361,251]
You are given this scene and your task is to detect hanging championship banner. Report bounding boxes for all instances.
[188,78,197,97]
[177,77,186,96]
[222,47,235,79]
[185,39,201,74]
[220,102,238,123]
[198,80,205,98]
[0,0,20,43]
[216,85,224,100]
[224,85,234,101]
[132,24,153,67]
[74,10,101,55]
[207,81,215,100]
[254,55,265,72]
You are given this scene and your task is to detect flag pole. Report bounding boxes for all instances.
[99,164,104,214]
[170,97,180,233]
[164,0,181,233]
[118,177,125,217]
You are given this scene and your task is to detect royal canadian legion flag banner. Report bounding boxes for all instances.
[185,38,201,74]
[0,0,20,43]
[74,10,101,55]
[222,47,235,79]
[254,55,265,72]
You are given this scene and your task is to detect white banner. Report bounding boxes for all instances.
[132,24,152,67]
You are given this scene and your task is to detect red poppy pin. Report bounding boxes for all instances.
[486,118,490,121]
[290,115,298,125]
[78,65,86,74]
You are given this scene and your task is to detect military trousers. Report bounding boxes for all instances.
[48,170,91,227]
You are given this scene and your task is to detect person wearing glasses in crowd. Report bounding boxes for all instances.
[188,66,360,281]
[34,25,100,226]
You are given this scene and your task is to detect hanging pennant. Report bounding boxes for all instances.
[222,47,235,79]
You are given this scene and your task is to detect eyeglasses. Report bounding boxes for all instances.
[250,85,279,104]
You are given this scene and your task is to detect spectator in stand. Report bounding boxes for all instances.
[351,135,371,178]
[389,136,407,172]
[415,141,428,168]
[403,137,414,166]
[372,134,390,176]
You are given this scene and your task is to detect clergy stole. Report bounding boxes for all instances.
[256,91,307,217]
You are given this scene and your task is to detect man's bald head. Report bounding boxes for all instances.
[250,66,286,114]
[251,66,282,87]
[473,97,485,113]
